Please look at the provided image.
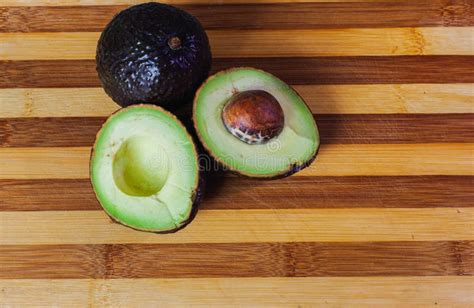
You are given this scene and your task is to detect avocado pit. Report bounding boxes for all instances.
[222,90,284,145]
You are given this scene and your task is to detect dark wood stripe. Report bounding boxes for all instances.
[1,1,472,32]
[2,56,473,88]
[1,176,472,211]
[0,60,99,88]
[1,114,472,148]
[202,175,474,210]
[0,241,472,278]
[0,117,104,147]
[0,179,98,211]
[215,56,474,85]
[317,114,474,144]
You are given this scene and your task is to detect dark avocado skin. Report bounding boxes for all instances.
[96,2,212,109]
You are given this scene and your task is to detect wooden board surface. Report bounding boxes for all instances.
[0,0,473,306]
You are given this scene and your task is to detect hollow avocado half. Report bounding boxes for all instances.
[193,68,319,178]
[90,105,201,232]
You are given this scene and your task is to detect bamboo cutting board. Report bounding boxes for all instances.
[1,0,474,306]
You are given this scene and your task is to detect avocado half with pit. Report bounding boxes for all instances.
[90,105,201,232]
[193,68,319,178]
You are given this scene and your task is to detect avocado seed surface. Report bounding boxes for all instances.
[222,90,284,145]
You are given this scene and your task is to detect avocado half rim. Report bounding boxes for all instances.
[193,67,320,179]
[90,104,203,233]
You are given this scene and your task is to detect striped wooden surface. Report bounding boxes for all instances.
[0,0,473,306]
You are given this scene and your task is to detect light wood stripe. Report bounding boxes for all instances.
[1,85,472,117]
[1,241,472,278]
[0,28,472,60]
[0,147,89,179]
[309,143,473,176]
[296,84,474,114]
[1,277,473,306]
[0,0,419,7]
[0,144,471,179]
[0,88,118,117]
[1,208,472,245]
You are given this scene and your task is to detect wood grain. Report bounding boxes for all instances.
[296,84,474,114]
[210,27,474,57]
[1,208,472,245]
[0,117,104,147]
[0,0,438,6]
[202,176,474,209]
[1,28,472,60]
[315,114,474,144]
[0,144,472,179]
[215,56,474,85]
[1,84,472,117]
[1,241,472,278]
[0,0,472,306]
[1,176,472,211]
[2,1,472,32]
[1,277,473,306]
[307,143,473,176]
[1,114,472,147]
[0,147,90,179]
[2,56,473,88]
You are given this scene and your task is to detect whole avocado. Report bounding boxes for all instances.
[96,2,212,109]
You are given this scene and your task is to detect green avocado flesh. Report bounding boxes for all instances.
[194,68,319,178]
[91,105,199,232]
